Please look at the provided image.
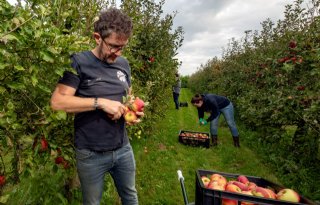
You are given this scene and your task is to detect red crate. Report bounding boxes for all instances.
[178,130,210,148]
[195,169,316,205]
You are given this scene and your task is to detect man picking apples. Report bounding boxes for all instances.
[51,8,142,205]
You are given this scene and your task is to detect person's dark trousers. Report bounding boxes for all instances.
[173,92,180,109]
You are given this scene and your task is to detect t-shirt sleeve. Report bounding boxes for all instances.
[58,55,81,89]
[58,71,80,89]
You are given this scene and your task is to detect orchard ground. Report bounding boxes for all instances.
[128,88,281,204]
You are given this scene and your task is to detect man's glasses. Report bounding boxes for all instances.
[102,39,126,53]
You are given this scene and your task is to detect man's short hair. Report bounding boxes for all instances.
[94,8,133,39]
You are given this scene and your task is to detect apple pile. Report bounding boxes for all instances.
[201,173,301,204]
[123,95,146,123]
[179,132,210,140]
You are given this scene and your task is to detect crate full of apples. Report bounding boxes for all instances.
[196,169,316,205]
[178,130,210,148]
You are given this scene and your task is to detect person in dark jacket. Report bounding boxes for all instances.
[172,73,181,110]
[191,94,240,147]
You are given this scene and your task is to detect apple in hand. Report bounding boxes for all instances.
[132,97,145,112]
[201,176,211,187]
[124,110,137,123]
[276,188,300,203]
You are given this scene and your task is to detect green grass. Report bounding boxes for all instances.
[130,88,280,204]
[1,88,281,205]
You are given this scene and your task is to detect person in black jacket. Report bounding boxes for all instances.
[172,73,181,110]
[191,94,240,147]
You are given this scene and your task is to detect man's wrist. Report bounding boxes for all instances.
[94,97,98,110]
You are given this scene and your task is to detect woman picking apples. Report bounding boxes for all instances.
[191,94,240,147]
[50,8,143,205]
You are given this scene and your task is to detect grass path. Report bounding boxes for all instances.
[130,88,279,204]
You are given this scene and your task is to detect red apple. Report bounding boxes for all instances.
[55,156,65,165]
[124,110,137,122]
[40,137,48,151]
[265,188,276,199]
[241,191,255,205]
[225,184,242,193]
[233,181,249,191]
[148,56,155,63]
[289,40,297,48]
[252,187,273,198]
[226,180,237,186]
[207,181,225,191]
[210,173,227,186]
[201,176,211,187]
[132,97,145,112]
[0,175,5,186]
[276,188,300,203]
[237,175,249,185]
[247,182,257,191]
[222,198,238,205]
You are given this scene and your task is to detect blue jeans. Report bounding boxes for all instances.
[209,102,239,137]
[76,143,138,205]
[173,92,180,109]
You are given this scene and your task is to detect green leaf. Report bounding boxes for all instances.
[31,75,38,86]
[8,82,25,90]
[0,86,6,94]
[1,34,19,42]
[47,47,60,54]
[14,65,25,71]
[40,51,54,63]
[38,84,51,93]
[55,111,67,120]
[0,63,9,70]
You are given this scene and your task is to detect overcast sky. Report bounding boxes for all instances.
[8,0,298,76]
[160,0,296,76]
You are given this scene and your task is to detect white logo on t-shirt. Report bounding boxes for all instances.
[117,71,127,82]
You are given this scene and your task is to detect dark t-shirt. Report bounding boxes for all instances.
[58,51,131,151]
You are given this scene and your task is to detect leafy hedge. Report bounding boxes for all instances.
[0,0,183,203]
[188,0,320,201]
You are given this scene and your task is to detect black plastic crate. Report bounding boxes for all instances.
[196,169,316,205]
[178,130,210,148]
